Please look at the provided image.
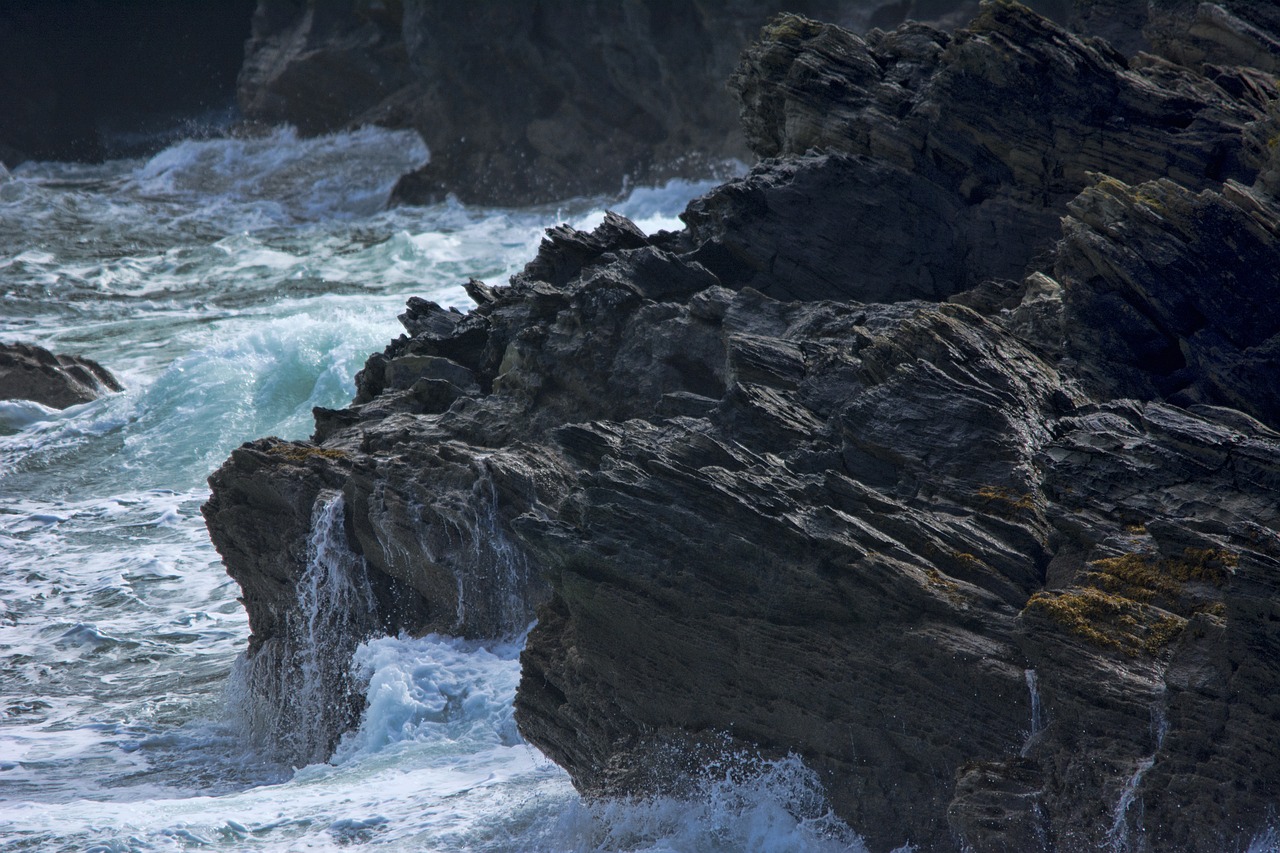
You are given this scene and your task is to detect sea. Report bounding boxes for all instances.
[0,126,874,852]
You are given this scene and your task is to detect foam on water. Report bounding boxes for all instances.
[18,124,1222,852]
[130,126,428,224]
[2,625,884,852]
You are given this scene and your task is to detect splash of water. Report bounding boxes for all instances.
[226,491,379,767]
[552,753,876,853]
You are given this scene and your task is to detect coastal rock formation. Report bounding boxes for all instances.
[239,0,867,205]
[206,3,1280,850]
[236,0,414,136]
[235,0,1092,206]
[0,342,122,408]
[725,4,1276,299]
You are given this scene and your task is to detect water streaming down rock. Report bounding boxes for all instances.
[1107,699,1171,853]
[1020,669,1044,758]
[226,492,379,767]
[457,459,538,634]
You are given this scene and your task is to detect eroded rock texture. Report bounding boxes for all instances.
[207,3,1280,851]
[234,0,1114,206]
[0,342,122,408]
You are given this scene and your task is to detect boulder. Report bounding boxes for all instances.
[0,342,122,409]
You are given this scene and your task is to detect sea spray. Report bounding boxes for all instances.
[551,753,877,853]
[226,491,379,766]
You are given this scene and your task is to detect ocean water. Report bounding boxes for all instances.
[0,126,871,852]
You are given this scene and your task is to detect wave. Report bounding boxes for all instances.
[128,126,429,224]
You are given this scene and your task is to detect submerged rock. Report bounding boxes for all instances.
[0,342,122,409]
[207,3,1280,851]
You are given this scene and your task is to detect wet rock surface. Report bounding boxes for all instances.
[0,342,122,408]
[206,4,1280,851]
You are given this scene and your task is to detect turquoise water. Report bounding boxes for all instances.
[0,127,870,852]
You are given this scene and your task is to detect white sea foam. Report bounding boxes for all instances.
[0,398,61,431]
[129,125,429,223]
[0,127,887,852]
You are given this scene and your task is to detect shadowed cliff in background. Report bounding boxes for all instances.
[205,1,1280,850]
[6,1,1277,206]
[224,0,1280,204]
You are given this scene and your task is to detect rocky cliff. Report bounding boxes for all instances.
[234,0,1280,207]
[205,2,1280,850]
[237,0,867,205]
[234,0,1112,206]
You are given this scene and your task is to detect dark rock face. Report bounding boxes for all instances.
[237,0,414,136]
[205,3,1280,851]
[1054,174,1280,431]
[1146,1,1280,75]
[240,0,866,206]
[235,0,1085,206]
[724,5,1276,300]
[0,342,122,408]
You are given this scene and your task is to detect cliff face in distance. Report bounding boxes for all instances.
[232,0,1280,206]
[205,2,1280,851]
[236,0,867,206]
[234,0,1205,206]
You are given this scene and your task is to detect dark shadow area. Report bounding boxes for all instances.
[0,0,257,165]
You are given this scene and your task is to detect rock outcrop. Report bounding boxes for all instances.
[206,3,1280,850]
[235,0,1105,206]
[0,342,122,409]
[239,0,870,206]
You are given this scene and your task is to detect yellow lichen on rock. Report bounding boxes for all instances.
[1024,588,1187,657]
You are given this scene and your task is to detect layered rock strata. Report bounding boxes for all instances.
[206,3,1280,850]
[235,0,1114,206]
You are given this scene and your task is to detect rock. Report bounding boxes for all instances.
[1052,172,1280,430]
[385,0,867,206]
[234,0,1091,206]
[236,0,415,136]
[205,4,1280,851]
[1146,2,1280,75]
[720,3,1275,300]
[0,342,122,408]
